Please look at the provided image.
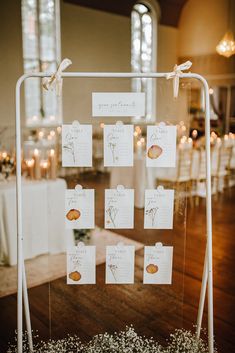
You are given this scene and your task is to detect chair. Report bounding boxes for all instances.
[157,145,193,212]
[212,144,233,196]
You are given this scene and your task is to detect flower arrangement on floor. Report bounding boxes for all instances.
[73,229,91,245]
[7,326,216,353]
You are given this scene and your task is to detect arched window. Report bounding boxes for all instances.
[22,0,61,127]
[131,2,157,122]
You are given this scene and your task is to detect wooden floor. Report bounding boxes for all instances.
[0,174,234,352]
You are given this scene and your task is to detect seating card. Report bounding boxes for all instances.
[106,243,135,284]
[144,187,174,229]
[67,243,96,284]
[92,92,145,117]
[146,124,176,167]
[104,123,133,166]
[143,243,173,284]
[62,122,92,167]
[65,185,95,229]
[105,185,134,229]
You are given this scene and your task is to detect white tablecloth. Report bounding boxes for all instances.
[0,178,72,266]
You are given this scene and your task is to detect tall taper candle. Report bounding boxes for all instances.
[33,149,41,180]
[49,149,57,180]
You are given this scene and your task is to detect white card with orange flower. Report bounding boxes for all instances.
[143,243,173,284]
[144,187,174,229]
[105,243,135,284]
[105,185,134,229]
[67,243,96,285]
[65,185,95,229]
[104,123,133,167]
[146,124,176,167]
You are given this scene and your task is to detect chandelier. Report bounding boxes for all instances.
[216,0,235,58]
[216,30,235,58]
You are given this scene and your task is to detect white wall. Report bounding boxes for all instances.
[0,1,23,132]
[60,2,131,124]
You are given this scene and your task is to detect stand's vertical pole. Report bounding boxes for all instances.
[16,78,23,353]
[196,245,208,337]
[204,79,214,352]
[23,261,33,351]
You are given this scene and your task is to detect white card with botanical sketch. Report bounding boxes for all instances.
[146,124,176,167]
[104,124,133,166]
[67,244,96,284]
[143,244,173,284]
[65,186,95,229]
[105,186,134,229]
[106,244,135,284]
[62,123,92,167]
[144,187,174,229]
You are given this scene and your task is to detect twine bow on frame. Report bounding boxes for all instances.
[166,61,192,99]
[42,58,72,96]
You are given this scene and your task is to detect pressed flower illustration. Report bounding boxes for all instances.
[108,264,118,282]
[69,270,81,281]
[145,207,158,227]
[108,142,118,163]
[106,205,118,227]
[146,264,158,274]
[63,132,76,163]
[147,144,163,159]
[107,133,118,163]
[66,208,81,221]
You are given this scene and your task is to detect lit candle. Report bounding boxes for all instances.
[49,149,57,180]
[57,126,62,135]
[40,160,49,179]
[38,130,44,140]
[33,149,41,180]
[192,129,198,139]
[136,140,142,156]
[26,159,35,179]
[2,151,7,159]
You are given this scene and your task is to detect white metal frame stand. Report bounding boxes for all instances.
[15,71,214,352]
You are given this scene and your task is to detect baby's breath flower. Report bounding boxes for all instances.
[7,326,216,352]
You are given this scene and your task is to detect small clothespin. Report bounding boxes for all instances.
[42,58,72,96]
[166,61,192,99]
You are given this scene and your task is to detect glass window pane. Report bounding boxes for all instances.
[131,3,155,122]
[39,0,56,61]
[22,0,39,60]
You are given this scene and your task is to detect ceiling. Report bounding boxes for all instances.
[64,0,188,27]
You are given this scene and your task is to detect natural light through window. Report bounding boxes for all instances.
[131,3,156,122]
[22,0,61,126]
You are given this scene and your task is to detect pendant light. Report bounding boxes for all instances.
[216,0,235,58]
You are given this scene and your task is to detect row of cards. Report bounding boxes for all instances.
[62,123,177,168]
[67,243,173,285]
[65,186,174,230]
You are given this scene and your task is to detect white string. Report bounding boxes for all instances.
[166,61,192,99]
[42,58,72,96]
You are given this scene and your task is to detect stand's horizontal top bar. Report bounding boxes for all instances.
[18,71,205,79]
[17,71,208,89]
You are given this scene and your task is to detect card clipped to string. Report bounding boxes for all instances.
[67,242,96,285]
[143,243,173,285]
[62,120,92,167]
[105,185,134,229]
[146,123,176,168]
[106,242,135,284]
[104,121,133,167]
[144,186,174,229]
[65,184,95,229]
